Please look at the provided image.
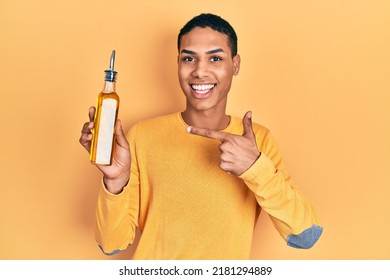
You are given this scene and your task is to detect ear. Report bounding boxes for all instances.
[232,54,241,76]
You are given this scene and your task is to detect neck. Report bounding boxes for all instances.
[181,107,230,131]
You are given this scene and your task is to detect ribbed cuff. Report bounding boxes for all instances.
[239,154,275,181]
[100,178,127,201]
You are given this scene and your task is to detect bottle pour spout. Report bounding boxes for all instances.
[109,50,115,71]
[105,50,117,82]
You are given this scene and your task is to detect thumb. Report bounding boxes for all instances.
[242,111,256,140]
[89,106,96,122]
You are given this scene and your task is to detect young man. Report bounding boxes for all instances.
[80,13,323,259]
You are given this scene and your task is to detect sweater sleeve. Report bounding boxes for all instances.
[94,124,140,255]
[239,129,323,249]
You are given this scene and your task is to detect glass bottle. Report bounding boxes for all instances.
[90,50,120,165]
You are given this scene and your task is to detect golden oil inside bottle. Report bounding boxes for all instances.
[90,91,120,165]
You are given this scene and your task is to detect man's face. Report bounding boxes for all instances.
[178,27,240,113]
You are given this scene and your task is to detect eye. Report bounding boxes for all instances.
[182,56,196,62]
[210,56,222,62]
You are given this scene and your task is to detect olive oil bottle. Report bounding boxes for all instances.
[90,50,120,165]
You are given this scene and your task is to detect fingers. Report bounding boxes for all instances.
[79,107,96,152]
[79,121,93,150]
[187,111,256,142]
[219,161,234,173]
[186,111,258,176]
[187,126,227,142]
[242,111,256,140]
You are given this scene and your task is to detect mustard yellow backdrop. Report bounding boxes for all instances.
[1,0,389,259]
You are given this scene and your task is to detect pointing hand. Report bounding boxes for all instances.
[187,111,261,176]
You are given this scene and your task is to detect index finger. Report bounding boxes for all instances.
[186,126,227,142]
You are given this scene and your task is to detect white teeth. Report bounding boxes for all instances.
[191,84,215,94]
[191,84,214,91]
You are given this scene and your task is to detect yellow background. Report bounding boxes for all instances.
[1,0,389,259]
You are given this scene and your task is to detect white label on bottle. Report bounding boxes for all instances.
[95,99,117,165]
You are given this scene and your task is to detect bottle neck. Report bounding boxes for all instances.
[102,81,116,93]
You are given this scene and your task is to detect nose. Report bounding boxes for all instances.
[192,60,209,78]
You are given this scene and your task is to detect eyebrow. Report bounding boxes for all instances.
[180,48,224,55]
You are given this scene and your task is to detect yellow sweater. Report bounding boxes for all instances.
[95,113,322,259]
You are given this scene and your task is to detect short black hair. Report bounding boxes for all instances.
[177,13,238,57]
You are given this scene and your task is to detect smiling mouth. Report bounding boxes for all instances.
[191,84,216,95]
